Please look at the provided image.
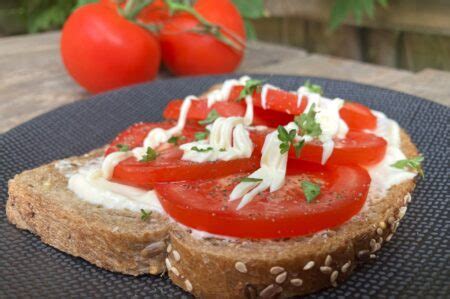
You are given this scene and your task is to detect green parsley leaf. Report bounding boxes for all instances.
[191,146,213,153]
[195,129,210,141]
[198,109,220,125]
[391,155,424,177]
[301,181,321,203]
[236,79,264,102]
[277,126,300,155]
[168,135,185,145]
[116,144,129,152]
[140,147,158,162]
[304,80,323,95]
[240,177,263,183]
[294,104,322,137]
[140,209,152,221]
[293,139,305,158]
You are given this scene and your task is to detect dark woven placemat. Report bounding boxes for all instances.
[0,74,449,298]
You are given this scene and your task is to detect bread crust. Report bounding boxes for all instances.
[6,107,420,298]
[6,150,170,276]
[164,130,418,298]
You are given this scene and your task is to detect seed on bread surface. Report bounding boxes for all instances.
[386,233,394,242]
[358,250,370,259]
[320,266,332,274]
[324,255,332,266]
[290,278,303,287]
[184,279,193,292]
[376,227,384,236]
[170,266,180,276]
[235,261,248,273]
[379,221,387,229]
[259,284,282,298]
[140,241,165,258]
[341,261,351,273]
[398,206,407,219]
[330,271,339,287]
[404,193,412,203]
[172,250,181,262]
[270,266,284,275]
[166,243,172,253]
[303,261,315,270]
[275,272,287,284]
[165,258,172,270]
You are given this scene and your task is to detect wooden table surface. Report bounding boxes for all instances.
[0,31,449,134]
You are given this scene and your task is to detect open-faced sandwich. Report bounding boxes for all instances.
[7,76,423,298]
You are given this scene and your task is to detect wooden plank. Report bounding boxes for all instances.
[264,0,450,36]
[364,29,400,68]
[390,68,450,106]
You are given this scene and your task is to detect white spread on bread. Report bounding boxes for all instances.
[67,158,164,213]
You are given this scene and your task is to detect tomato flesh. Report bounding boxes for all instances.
[105,122,263,189]
[155,160,370,238]
[340,102,377,130]
[163,98,293,128]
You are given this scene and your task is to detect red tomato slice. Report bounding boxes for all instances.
[251,130,387,166]
[339,102,377,130]
[228,85,378,131]
[163,98,293,128]
[155,160,371,238]
[105,122,262,189]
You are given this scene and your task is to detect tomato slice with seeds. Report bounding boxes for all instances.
[339,102,377,130]
[155,160,371,238]
[104,122,263,189]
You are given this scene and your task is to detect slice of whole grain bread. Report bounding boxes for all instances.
[164,130,418,298]
[6,149,170,276]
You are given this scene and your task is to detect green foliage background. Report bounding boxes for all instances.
[0,0,387,37]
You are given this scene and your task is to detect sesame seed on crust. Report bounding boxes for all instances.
[172,250,181,262]
[166,244,172,253]
[379,221,387,229]
[235,261,248,273]
[398,206,407,219]
[165,258,172,270]
[270,266,284,275]
[259,284,282,298]
[341,261,351,273]
[376,227,383,236]
[171,267,180,276]
[330,271,339,287]
[386,233,394,242]
[320,266,332,274]
[185,279,193,292]
[358,250,370,259]
[275,272,287,284]
[290,278,303,287]
[324,255,332,266]
[303,261,315,270]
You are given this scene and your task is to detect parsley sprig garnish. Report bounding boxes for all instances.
[116,144,129,152]
[139,147,158,162]
[294,103,322,137]
[168,135,185,145]
[277,126,305,157]
[140,209,152,221]
[236,79,264,102]
[198,109,219,125]
[240,177,263,183]
[195,129,210,141]
[301,181,321,203]
[191,146,213,153]
[304,80,323,95]
[391,155,424,177]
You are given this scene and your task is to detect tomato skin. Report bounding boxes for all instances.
[105,121,262,189]
[155,161,371,239]
[61,3,161,93]
[251,130,387,166]
[163,98,293,128]
[340,102,377,130]
[159,0,246,76]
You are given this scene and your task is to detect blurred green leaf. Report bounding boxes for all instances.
[24,0,76,33]
[329,0,389,30]
[232,0,265,19]
[244,19,257,40]
[75,0,98,9]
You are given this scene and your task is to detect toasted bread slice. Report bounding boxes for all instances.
[164,130,418,298]
[6,149,170,276]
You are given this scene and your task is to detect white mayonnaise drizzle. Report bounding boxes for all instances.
[180,95,254,163]
[206,76,250,107]
[67,159,164,213]
[101,151,133,179]
[297,86,321,108]
[230,122,297,209]
[260,84,280,109]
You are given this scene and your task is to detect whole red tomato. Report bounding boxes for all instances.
[61,3,161,93]
[159,0,246,76]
